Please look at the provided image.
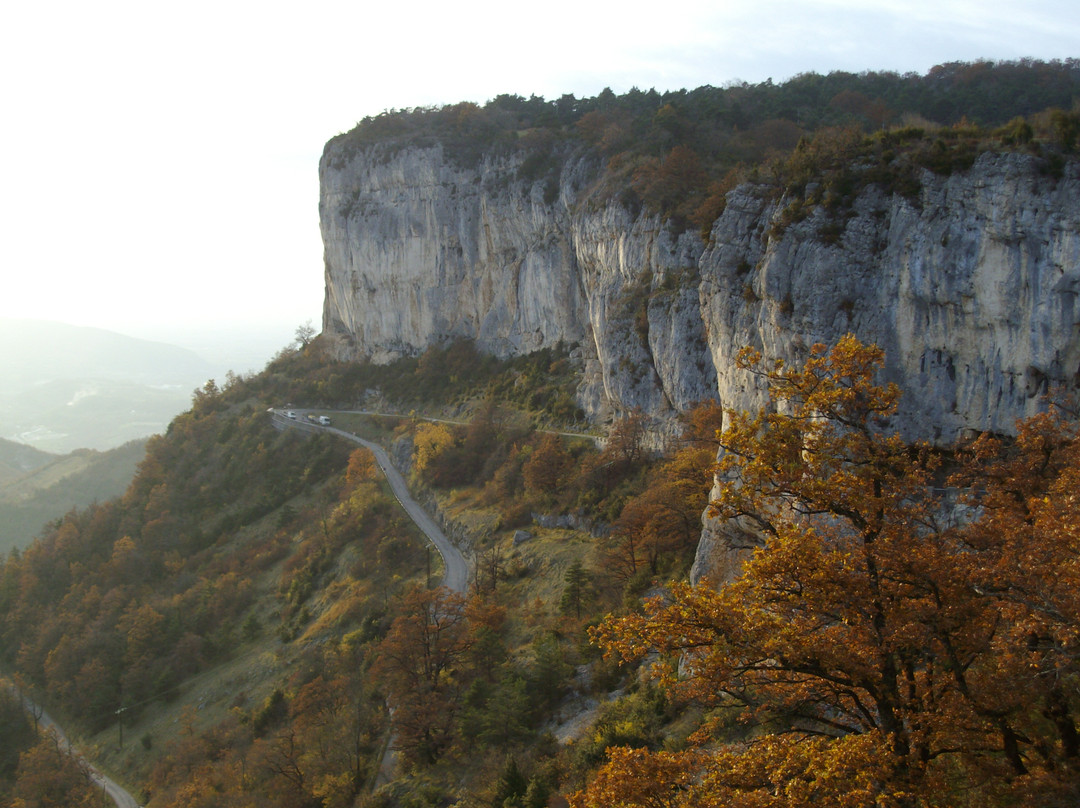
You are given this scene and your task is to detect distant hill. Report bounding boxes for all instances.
[4,60,1080,807]
[0,438,146,553]
[0,437,56,483]
[0,319,215,385]
[0,319,217,452]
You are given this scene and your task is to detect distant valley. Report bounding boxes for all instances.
[2,319,226,453]
[0,318,298,550]
[4,62,1080,808]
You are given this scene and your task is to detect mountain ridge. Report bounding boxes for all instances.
[0,438,146,553]
[0,318,215,385]
[4,61,1080,807]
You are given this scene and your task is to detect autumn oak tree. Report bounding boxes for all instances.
[601,402,721,581]
[576,336,1080,808]
[373,586,474,765]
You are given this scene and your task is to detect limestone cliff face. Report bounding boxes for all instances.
[700,153,1080,444]
[321,142,1079,584]
[320,143,716,424]
[322,144,1079,443]
[320,146,589,364]
[689,153,1080,583]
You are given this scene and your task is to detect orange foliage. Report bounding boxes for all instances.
[9,736,101,808]
[601,403,718,579]
[632,145,707,218]
[571,734,904,808]
[345,447,377,486]
[522,433,572,497]
[586,336,1080,807]
[373,586,473,764]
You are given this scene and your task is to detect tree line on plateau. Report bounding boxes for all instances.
[333,59,1080,237]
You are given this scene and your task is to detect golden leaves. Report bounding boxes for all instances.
[571,734,907,808]
[584,337,1080,806]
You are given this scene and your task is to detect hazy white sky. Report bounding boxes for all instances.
[1,0,1076,346]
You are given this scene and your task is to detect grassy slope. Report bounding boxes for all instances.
[67,417,605,804]
[0,331,723,808]
[34,64,1079,804]
[84,468,426,791]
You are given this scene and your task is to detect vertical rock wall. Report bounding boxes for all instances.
[321,142,1080,584]
[321,143,1079,444]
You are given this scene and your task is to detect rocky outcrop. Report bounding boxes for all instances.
[322,144,1079,441]
[320,147,590,362]
[690,154,1080,583]
[699,154,1080,444]
[320,143,716,425]
[321,143,1080,579]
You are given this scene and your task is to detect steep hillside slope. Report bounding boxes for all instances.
[0,438,55,483]
[6,65,1080,808]
[0,357,670,806]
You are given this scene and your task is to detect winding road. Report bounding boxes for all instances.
[272,409,473,788]
[5,683,139,808]
[272,410,469,593]
[3,411,472,807]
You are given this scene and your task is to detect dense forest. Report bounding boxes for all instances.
[0,336,725,807]
[0,439,147,554]
[3,332,1080,807]
[0,689,101,806]
[330,59,1080,235]
[2,61,1080,807]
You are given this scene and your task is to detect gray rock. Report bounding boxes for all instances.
[321,146,1079,446]
[319,143,1080,584]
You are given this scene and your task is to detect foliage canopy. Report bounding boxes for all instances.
[579,336,1080,807]
[329,60,1080,234]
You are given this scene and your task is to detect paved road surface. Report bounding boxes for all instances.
[272,410,469,594]
[271,409,472,788]
[331,407,602,447]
